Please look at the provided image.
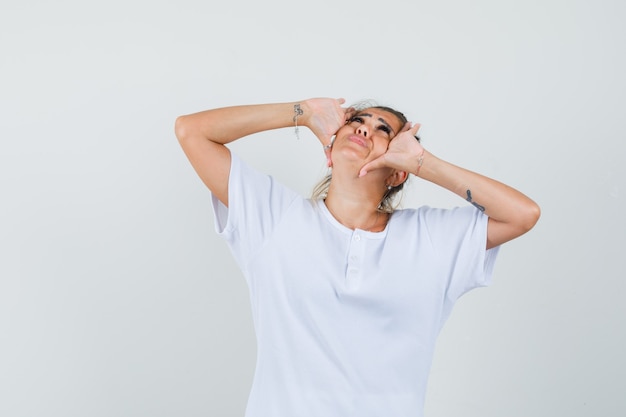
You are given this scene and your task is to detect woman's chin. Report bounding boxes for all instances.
[332,147,368,165]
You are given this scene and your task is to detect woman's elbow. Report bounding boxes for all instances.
[521,201,541,233]
[174,115,191,143]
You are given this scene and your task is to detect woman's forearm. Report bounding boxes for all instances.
[175,101,300,145]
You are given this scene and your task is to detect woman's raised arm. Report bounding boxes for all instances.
[359,125,541,249]
[175,98,350,206]
[175,102,298,206]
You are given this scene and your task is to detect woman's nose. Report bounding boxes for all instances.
[356,125,368,137]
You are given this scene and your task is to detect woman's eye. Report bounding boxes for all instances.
[350,116,363,123]
[379,125,391,134]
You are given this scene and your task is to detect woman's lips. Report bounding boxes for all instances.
[348,135,367,147]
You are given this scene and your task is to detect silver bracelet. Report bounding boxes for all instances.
[293,104,304,140]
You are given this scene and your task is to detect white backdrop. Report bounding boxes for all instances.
[1,0,624,416]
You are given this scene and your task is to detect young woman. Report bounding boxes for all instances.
[175,97,540,417]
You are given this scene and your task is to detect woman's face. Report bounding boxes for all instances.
[332,108,405,167]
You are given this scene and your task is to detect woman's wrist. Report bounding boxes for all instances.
[292,102,305,139]
[414,150,438,179]
[296,99,313,129]
[415,149,425,177]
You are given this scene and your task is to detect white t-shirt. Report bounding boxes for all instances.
[211,154,500,417]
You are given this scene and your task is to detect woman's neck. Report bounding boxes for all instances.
[324,177,389,232]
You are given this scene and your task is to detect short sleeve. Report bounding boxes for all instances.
[210,153,299,268]
[421,206,500,302]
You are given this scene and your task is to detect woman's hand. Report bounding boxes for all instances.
[302,98,354,166]
[359,123,423,177]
